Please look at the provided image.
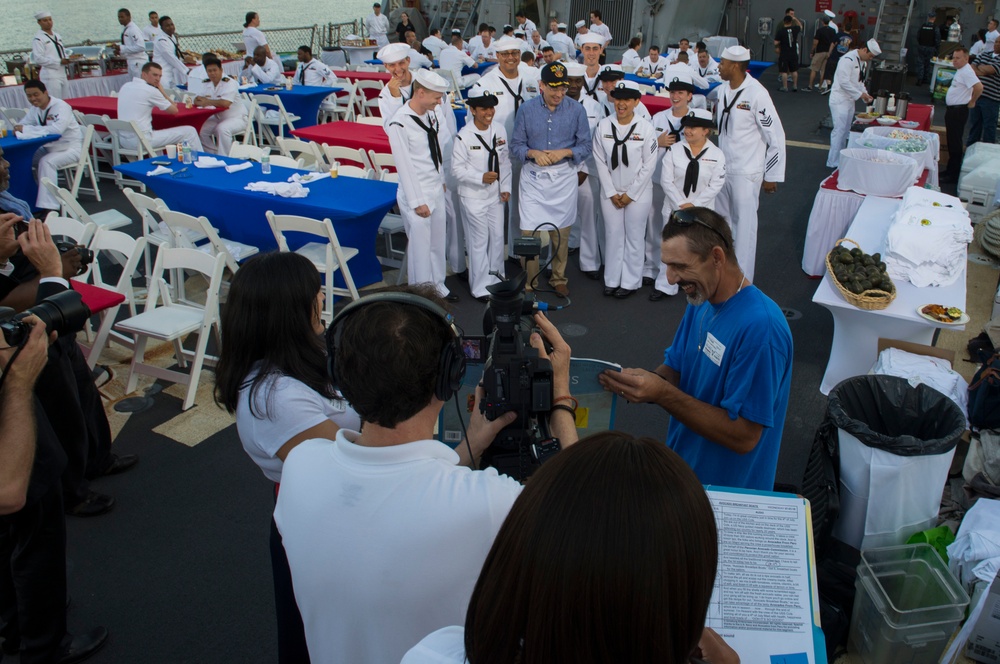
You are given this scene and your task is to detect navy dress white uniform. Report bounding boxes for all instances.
[547,26,575,60]
[117,76,203,151]
[31,13,68,100]
[567,61,605,275]
[186,64,209,96]
[153,32,188,90]
[639,53,667,78]
[827,39,880,168]
[293,58,335,87]
[365,8,391,48]
[713,45,785,282]
[20,96,83,211]
[451,90,512,299]
[577,33,608,104]
[438,44,480,89]
[198,75,247,155]
[621,47,642,72]
[659,113,726,213]
[592,81,659,295]
[386,70,454,298]
[120,20,149,80]
[247,58,284,85]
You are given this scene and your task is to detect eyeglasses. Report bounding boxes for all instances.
[668,209,730,249]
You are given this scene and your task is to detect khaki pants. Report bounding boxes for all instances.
[521,227,570,289]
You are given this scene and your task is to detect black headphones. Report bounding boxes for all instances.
[326,292,467,403]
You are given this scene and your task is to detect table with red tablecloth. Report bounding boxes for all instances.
[800,168,930,276]
[67,96,223,133]
[291,121,389,167]
[642,94,672,116]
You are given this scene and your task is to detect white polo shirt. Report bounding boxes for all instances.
[117,77,173,137]
[945,62,981,106]
[274,429,522,664]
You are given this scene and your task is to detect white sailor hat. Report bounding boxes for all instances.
[720,45,751,62]
[577,33,605,46]
[451,28,462,34]
[664,66,695,91]
[867,39,882,56]
[413,69,450,93]
[378,42,411,63]
[574,20,586,28]
[609,79,642,99]
[564,61,587,76]
[557,22,567,29]
[494,36,523,52]
[34,10,53,20]
[681,108,716,129]
[824,9,836,18]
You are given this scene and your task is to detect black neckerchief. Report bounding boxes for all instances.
[170,34,182,60]
[583,76,600,101]
[699,65,710,76]
[499,76,524,112]
[46,33,65,59]
[683,145,707,196]
[611,122,636,169]
[474,131,499,173]
[410,114,442,171]
[665,113,683,142]
[121,25,128,45]
[648,60,661,75]
[719,86,745,135]
[40,105,51,126]
[299,62,312,84]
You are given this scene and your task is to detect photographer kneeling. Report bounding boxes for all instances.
[274,284,577,664]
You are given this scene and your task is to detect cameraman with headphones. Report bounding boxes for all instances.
[274,284,578,664]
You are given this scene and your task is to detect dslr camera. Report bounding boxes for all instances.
[0,290,91,347]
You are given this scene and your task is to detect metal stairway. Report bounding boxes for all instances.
[872,0,916,65]
[429,0,483,38]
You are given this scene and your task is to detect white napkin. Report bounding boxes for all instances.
[194,156,227,169]
[244,181,310,198]
[146,165,173,176]
[225,161,253,173]
[288,172,330,184]
[15,126,49,139]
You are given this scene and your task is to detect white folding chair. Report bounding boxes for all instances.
[276,137,326,170]
[250,94,300,146]
[56,125,101,202]
[43,213,97,248]
[41,178,132,231]
[353,80,384,117]
[228,143,264,161]
[81,114,116,181]
[366,150,395,177]
[157,206,259,275]
[268,155,304,169]
[319,80,356,123]
[265,211,360,322]
[432,68,463,98]
[103,117,159,190]
[78,229,148,368]
[321,145,371,171]
[114,247,226,411]
[354,116,384,126]
[338,165,372,179]
[123,189,208,285]
[234,97,259,147]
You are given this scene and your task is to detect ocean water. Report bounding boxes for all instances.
[1,0,373,52]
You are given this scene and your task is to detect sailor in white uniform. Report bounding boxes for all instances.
[621,38,643,72]
[660,110,726,211]
[713,45,785,281]
[243,46,284,86]
[592,80,658,298]
[827,39,880,168]
[152,17,189,90]
[596,65,651,120]
[194,60,247,156]
[565,61,604,278]
[824,9,840,33]
[117,62,203,152]
[639,46,667,79]
[450,29,471,54]
[438,35,481,89]
[471,36,540,252]
[548,24,576,61]
[515,12,538,39]
[577,33,607,105]
[243,12,282,70]
[451,89,511,300]
[646,67,695,300]
[386,70,457,301]
[115,9,150,80]
[142,11,163,42]
[293,46,336,86]
[423,29,450,59]
[15,80,82,212]
[365,3,391,49]
[31,12,69,101]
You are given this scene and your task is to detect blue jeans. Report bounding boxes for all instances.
[967,96,1000,146]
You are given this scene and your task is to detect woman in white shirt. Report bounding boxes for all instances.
[621,36,643,72]
[243,11,281,68]
[215,251,360,664]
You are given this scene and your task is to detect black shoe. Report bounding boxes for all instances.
[603,287,616,296]
[791,87,798,92]
[99,453,139,477]
[444,293,460,303]
[454,269,469,282]
[642,276,654,286]
[56,627,109,664]
[582,270,601,280]
[475,295,489,303]
[65,492,115,517]
[614,288,636,299]
[648,289,669,301]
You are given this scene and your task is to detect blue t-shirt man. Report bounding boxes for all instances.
[663,284,793,490]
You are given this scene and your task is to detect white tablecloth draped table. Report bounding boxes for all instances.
[812,196,967,394]
[704,36,739,59]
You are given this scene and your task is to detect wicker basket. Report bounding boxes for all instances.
[825,238,897,311]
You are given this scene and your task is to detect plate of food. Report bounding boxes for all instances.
[898,120,920,129]
[917,304,970,324]
[855,112,877,124]
[877,115,901,125]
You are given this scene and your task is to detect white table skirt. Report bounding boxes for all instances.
[704,36,739,59]
[847,131,939,188]
[801,179,866,276]
[342,45,380,65]
[812,196,967,394]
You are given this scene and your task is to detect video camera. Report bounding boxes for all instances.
[466,236,559,481]
[0,290,91,347]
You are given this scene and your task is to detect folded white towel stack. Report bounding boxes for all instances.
[244,181,310,198]
[883,187,973,287]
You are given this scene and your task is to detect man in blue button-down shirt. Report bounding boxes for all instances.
[511,61,592,297]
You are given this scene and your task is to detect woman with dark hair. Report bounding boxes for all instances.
[970,28,988,58]
[215,251,360,664]
[243,11,278,65]
[396,12,414,43]
[402,433,739,664]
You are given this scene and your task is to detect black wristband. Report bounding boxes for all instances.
[550,403,576,417]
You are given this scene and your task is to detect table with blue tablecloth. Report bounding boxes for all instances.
[747,61,774,79]
[0,134,60,207]
[243,84,340,128]
[114,154,397,287]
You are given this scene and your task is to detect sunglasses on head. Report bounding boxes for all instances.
[669,209,730,249]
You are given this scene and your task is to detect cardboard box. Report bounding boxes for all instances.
[966,574,1000,663]
[876,338,956,366]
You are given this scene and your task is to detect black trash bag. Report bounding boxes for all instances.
[827,375,966,456]
[801,419,841,555]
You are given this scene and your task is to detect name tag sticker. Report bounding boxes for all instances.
[703,332,725,366]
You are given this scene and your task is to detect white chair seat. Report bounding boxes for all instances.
[261,113,302,124]
[294,241,359,270]
[149,223,208,247]
[379,214,404,234]
[116,304,206,339]
[195,239,260,262]
[90,208,132,230]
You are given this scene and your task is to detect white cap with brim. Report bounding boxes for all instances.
[413,69,450,93]
[664,65,694,90]
[557,22,567,29]
[494,36,523,52]
[575,20,586,28]
[577,33,605,46]
[867,39,882,56]
[824,9,836,18]
[34,11,52,20]
[378,42,411,63]
[720,45,751,62]
[514,29,526,36]
[564,61,587,76]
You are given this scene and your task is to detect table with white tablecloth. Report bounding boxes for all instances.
[703,36,739,59]
[812,196,967,394]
